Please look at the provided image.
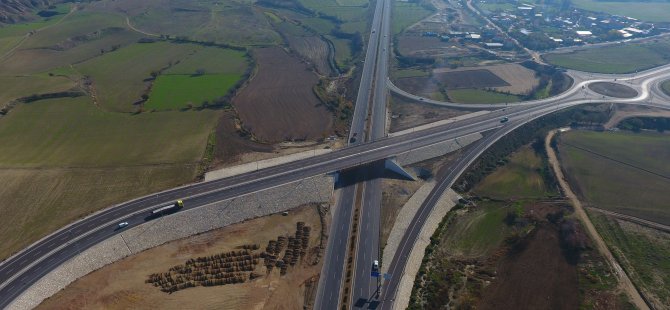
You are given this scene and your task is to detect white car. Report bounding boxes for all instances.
[118,222,129,228]
[372,260,379,271]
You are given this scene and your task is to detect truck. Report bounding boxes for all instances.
[148,200,184,218]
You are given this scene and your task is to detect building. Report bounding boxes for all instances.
[575,30,593,36]
[484,42,504,48]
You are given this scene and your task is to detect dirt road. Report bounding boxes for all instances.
[545,129,649,310]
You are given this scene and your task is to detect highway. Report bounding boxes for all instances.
[314,0,388,307]
[3,8,670,309]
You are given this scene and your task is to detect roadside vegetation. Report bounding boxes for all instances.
[392,0,434,35]
[589,213,670,308]
[447,88,520,104]
[544,38,670,73]
[557,130,670,225]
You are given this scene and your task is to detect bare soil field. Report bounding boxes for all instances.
[233,47,333,143]
[589,82,638,99]
[394,77,444,100]
[285,34,332,76]
[478,224,579,309]
[389,94,468,132]
[396,35,458,57]
[434,63,539,95]
[213,110,274,165]
[38,204,326,310]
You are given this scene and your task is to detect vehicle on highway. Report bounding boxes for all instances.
[372,260,379,271]
[349,132,358,143]
[117,222,129,229]
[419,97,424,101]
[147,200,184,219]
[500,117,509,123]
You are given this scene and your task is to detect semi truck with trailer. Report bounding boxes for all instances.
[146,200,184,219]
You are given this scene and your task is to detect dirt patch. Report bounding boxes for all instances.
[477,224,580,309]
[589,82,638,99]
[389,94,468,132]
[233,47,333,143]
[434,63,539,95]
[397,35,462,58]
[37,204,327,310]
[286,35,332,77]
[394,76,443,100]
[213,110,274,165]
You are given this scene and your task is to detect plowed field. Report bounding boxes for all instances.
[233,47,333,142]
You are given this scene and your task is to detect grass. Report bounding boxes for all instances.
[0,4,71,38]
[571,0,670,22]
[442,202,510,257]
[662,80,670,96]
[392,1,434,35]
[559,130,670,225]
[477,2,516,12]
[392,68,429,79]
[544,40,670,74]
[145,74,241,110]
[475,145,555,199]
[327,35,353,68]
[20,12,127,49]
[163,47,247,75]
[0,75,76,106]
[0,96,218,259]
[447,88,521,104]
[74,42,202,112]
[0,97,217,168]
[590,212,670,305]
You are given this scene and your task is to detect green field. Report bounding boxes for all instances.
[571,0,670,22]
[145,74,241,110]
[559,130,670,225]
[73,42,210,112]
[392,68,430,79]
[477,2,516,12]
[392,1,434,35]
[544,40,670,74]
[475,145,556,199]
[447,88,521,104]
[442,202,511,257]
[164,47,247,75]
[590,212,670,306]
[0,96,218,258]
[662,80,670,96]
[0,3,71,38]
[0,75,75,107]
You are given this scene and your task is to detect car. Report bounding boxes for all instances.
[372,260,379,271]
[118,222,129,228]
[500,117,509,123]
[419,97,424,101]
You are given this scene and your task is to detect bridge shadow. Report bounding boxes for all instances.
[335,160,415,189]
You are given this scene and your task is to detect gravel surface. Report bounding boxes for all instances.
[392,189,459,310]
[205,149,333,181]
[396,132,482,166]
[9,175,334,310]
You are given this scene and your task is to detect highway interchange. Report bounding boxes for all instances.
[3,0,670,308]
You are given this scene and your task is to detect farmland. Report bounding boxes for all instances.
[0,75,76,108]
[571,0,670,22]
[233,47,333,142]
[145,74,242,110]
[474,145,557,199]
[409,141,621,308]
[447,89,520,104]
[0,96,217,259]
[434,64,540,95]
[544,38,670,73]
[590,212,670,308]
[558,130,670,225]
[37,204,325,309]
[437,69,510,89]
[392,1,434,35]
